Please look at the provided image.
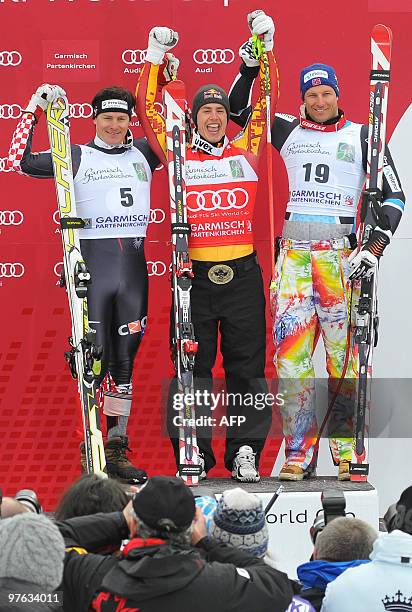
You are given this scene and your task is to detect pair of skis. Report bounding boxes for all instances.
[163,82,202,486]
[350,24,393,481]
[46,98,107,477]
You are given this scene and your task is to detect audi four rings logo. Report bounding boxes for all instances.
[0,263,25,278]
[0,210,24,225]
[0,157,12,173]
[54,262,63,277]
[193,49,235,65]
[0,51,22,66]
[150,209,166,224]
[0,104,23,119]
[122,50,147,65]
[147,261,167,276]
[69,103,93,119]
[187,188,249,212]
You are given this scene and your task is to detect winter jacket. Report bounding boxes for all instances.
[58,511,297,612]
[296,559,369,610]
[321,530,412,611]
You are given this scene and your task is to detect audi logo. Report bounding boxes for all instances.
[193,49,235,65]
[187,188,249,212]
[149,208,166,224]
[54,262,63,277]
[0,157,12,173]
[0,210,24,225]
[0,104,23,119]
[147,261,167,276]
[69,103,93,119]
[0,263,25,278]
[122,49,147,65]
[0,51,22,66]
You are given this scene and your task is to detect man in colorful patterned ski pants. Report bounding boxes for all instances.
[229,51,405,479]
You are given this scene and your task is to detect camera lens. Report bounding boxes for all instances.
[14,489,42,514]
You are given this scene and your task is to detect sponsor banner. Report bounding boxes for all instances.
[42,40,99,82]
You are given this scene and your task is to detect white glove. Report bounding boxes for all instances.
[163,52,180,81]
[247,10,275,51]
[25,83,66,114]
[348,249,378,280]
[146,27,178,65]
[239,38,260,68]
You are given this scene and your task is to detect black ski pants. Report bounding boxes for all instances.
[168,252,272,472]
[80,238,148,389]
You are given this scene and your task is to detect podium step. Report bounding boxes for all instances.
[194,477,379,579]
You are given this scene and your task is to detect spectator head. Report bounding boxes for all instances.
[54,473,129,521]
[385,485,412,535]
[314,517,377,562]
[132,476,195,545]
[0,513,65,591]
[209,487,269,557]
[0,496,29,519]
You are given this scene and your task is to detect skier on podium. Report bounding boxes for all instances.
[7,84,157,484]
[229,38,405,480]
[136,12,278,482]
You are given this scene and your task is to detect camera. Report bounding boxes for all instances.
[310,489,347,544]
[14,489,43,514]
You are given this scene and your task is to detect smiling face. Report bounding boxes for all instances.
[93,112,130,146]
[304,85,339,123]
[196,103,228,144]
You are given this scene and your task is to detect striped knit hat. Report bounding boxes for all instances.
[209,488,269,557]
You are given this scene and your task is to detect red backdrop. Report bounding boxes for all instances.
[1,0,411,509]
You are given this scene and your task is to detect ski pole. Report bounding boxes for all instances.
[253,35,276,280]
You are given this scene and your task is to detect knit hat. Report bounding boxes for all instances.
[195,495,217,532]
[209,488,269,557]
[300,63,340,99]
[0,513,65,591]
[132,476,195,533]
[191,84,230,126]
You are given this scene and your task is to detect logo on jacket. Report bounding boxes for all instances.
[337,142,355,163]
[133,162,148,182]
[187,188,249,212]
[382,591,412,611]
[229,159,244,178]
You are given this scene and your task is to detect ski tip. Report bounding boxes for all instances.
[372,23,393,43]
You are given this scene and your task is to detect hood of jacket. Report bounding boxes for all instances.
[371,530,412,565]
[100,538,205,602]
[297,559,369,589]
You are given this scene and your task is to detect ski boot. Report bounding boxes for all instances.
[104,436,148,485]
[338,460,351,481]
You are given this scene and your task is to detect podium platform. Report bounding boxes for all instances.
[196,477,379,579]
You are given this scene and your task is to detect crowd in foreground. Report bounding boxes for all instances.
[1,475,412,611]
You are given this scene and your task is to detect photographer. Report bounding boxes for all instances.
[298,516,376,610]
[57,476,296,611]
[0,488,42,519]
[321,486,412,611]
